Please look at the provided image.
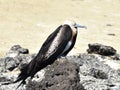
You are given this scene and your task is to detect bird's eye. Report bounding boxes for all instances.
[74,23,77,28]
[75,27,77,29]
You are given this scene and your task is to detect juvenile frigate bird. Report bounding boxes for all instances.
[4,20,86,88]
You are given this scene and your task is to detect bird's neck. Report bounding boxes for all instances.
[70,27,77,42]
[71,26,77,34]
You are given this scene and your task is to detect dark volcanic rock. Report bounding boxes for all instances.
[106,24,113,26]
[78,54,120,90]
[107,33,116,36]
[65,54,120,90]
[16,54,36,70]
[6,45,29,57]
[0,57,19,72]
[111,54,120,60]
[26,59,83,90]
[87,43,117,56]
[4,57,20,71]
[0,45,34,73]
[0,58,83,90]
[0,45,120,90]
[1,53,120,90]
[0,54,33,73]
[10,45,29,54]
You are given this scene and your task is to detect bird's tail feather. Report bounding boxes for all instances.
[14,64,29,84]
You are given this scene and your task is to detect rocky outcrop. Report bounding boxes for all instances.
[6,45,29,58]
[26,59,83,90]
[87,43,117,56]
[77,54,120,90]
[0,44,120,90]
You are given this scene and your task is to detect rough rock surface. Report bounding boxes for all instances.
[26,59,83,90]
[74,54,120,90]
[0,45,120,90]
[87,43,117,56]
[6,45,29,58]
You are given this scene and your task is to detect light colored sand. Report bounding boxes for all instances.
[0,0,120,57]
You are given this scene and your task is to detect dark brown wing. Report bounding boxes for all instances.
[28,25,72,75]
[6,25,72,89]
[36,24,72,60]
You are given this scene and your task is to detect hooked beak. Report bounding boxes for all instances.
[75,24,87,29]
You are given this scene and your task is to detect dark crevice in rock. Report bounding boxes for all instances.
[90,68,108,79]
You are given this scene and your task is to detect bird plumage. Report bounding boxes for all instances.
[14,24,73,88]
[2,20,86,89]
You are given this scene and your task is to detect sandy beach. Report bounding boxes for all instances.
[0,0,120,57]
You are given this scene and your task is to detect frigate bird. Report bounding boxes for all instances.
[3,20,86,88]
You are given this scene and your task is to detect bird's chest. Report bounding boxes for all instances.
[71,28,77,42]
[62,41,72,53]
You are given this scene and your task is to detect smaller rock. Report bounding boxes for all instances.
[107,33,116,36]
[4,57,20,71]
[6,45,29,58]
[106,24,113,26]
[0,57,20,73]
[10,45,29,54]
[87,43,116,56]
[0,54,34,73]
